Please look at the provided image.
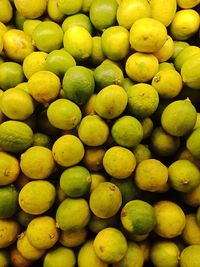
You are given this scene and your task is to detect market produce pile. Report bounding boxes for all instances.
[0,0,200,266]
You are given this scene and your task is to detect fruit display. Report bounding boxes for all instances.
[0,0,200,266]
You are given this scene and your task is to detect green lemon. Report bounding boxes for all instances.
[0,185,18,219]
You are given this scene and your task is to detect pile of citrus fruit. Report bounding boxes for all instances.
[0,0,200,266]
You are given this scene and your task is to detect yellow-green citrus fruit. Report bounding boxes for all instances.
[0,250,10,267]
[0,185,19,219]
[57,0,83,15]
[187,128,200,159]
[0,0,13,23]
[0,219,20,248]
[10,246,33,267]
[14,0,47,19]
[177,0,200,8]
[182,213,200,245]
[47,0,65,22]
[180,245,200,267]
[59,228,87,248]
[23,19,42,36]
[153,35,174,62]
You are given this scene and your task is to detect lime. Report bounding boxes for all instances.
[89,36,106,66]
[0,62,24,90]
[117,0,151,30]
[23,19,42,36]
[125,52,159,82]
[47,99,82,130]
[187,128,200,159]
[28,70,61,103]
[52,135,85,167]
[93,227,128,264]
[0,185,18,219]
[44,246,76,267]
[132,144,151,164]
[0,152,20,185]
[168,159,200,192]
[60,166,91,197]
[26,216,60,249]
[63,26,92,61]
[62,66,95,105]
[103,146,136,179]
[101,26,129,61]
[47,0,65,22]
[0,120,33,153]
[32,21,63,52]
[18,180,56,215]
[20,146,55,179]
[78,115,109,146]
[111,115,143,148]
[89,0,118,31]
[127,83,159,119]
[23,51,47,79]
[161,99,197,136]
[171,41,190,61]
[0,88,34,120]
[94,85,128,119]
[89,182,122,218]
[121,200,156,235]
[3,29,34,62]
[56,198,91,231]
[129,18,167,53]
[46,49,76,77]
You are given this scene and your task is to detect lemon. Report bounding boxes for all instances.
[63,26,92,61]
[14,0,47,18]
[117,0,151,30]
[111,115,143,148]
[78,239,108,267]
[0,152,20,185]
[129,18,167,53]
[10,247,33,267]
[169,159,200,193]
[17,232,45,261]
[62,13,93,35]
[0,120,33,153]
[134,159,168,192]
[93,60,124,90]
[181,184,200,207]
[180,245,200,267]
[103,146,136,179]
[121,200,156,235]
[18,180,56,215]
[125,52,159,82]
[26,216,60,250]
[174,45,200,72]
[60,165,91,198]
[0,185,18,219]
[127,83,159,119]
[47,0,65,22]
[0,22,7,38]
[56,198,91,231]
[0,88,34,120]
[20,146,55,180]
[150,0,177,27]
[150,127,180,157]
[3,29,34,62]
[194,113,200,129]
[47,99,82,131]
[0,250,10,267]
[59,228,87,248]
[177,0,200,8]
[88,214,118,234]
[140,117,154,139]
[90,172,107,192]
[23,51,47,79]
[17,210,36,227]
[89,182,122,218]
[0,61,24,90]
[23,19,41,36]
[150,240,180,267]
[82,146,106,171]
[177,147,200,168]
[82,0,93,12]
[52,135,85,167]
[152,69,183,99]
[94,227,128,264]
[0,219,20,248]
[32,21,63,52]
[170,9,200,40]
[101,26,129,61]
[0,35,3,54]
[153,35,174,62]
[181,213,200,245]
[62,66,95,105]
[89,0,118,31]
[58,0,83,15]
[132,144,151,164]
[161,99,197,136]
[171,41,190,61]
[154,200,186,238]
[89,36,106,66]
[28,70,61,103]
[78,115,109,146]
[32,132,52,148]
[43,246,76,267]
[0,0,13,23]
[187,128,200,159]
[122,77,135,91]
[94,85,127,119]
